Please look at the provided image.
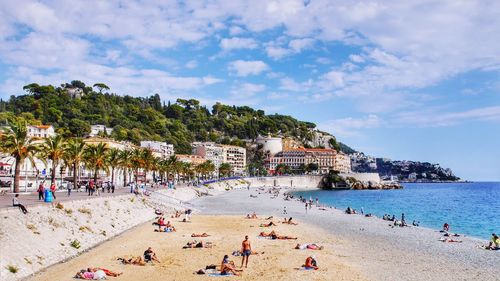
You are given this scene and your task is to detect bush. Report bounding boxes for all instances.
[64,208,73,215]
[70,239,81,249]
[55,202,64,209]
[78,207,91,215]
[6,264,19,273]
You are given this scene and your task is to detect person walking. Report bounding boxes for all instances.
[111,182,115,193]
[67,181,72,197]
[37,182,45,201]
[50,182,57,199]
[305,202,308,214]
[12,194,28,214]
[89,180,94,196]
[240,235,251,268]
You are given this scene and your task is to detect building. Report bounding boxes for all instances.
[140,141,175,159]
[192,142,224,168]
[334,152,351,173]
[84,137,136,151]
[221,145,246,175]
[268,147,336,174]
[176,154,206,165]
[255,135,282,155]
[89,125,113,137]
[27,125,56,138]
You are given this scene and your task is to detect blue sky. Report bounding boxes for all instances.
[0,0,499,180]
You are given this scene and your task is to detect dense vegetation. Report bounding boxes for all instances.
[0,81,325,154]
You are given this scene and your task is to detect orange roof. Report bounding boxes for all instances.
[32,125,52,129]
[284,147,335,152]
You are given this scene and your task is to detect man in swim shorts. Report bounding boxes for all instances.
[240,235,251,268]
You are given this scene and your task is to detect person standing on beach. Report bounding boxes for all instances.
[240,235,251,268]
[401,213,406,226]
[283,206,287,215]
[305,202,308,213]
[37,182,45,201]
[50,182,57,199]
[67,181,72,197]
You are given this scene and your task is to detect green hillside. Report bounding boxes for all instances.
[0,81,349,154]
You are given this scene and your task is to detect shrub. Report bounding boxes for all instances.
[6,264,18,273]
[78,226,92,233]
[70,239,81,249]
[78,207,91,215]
[55,202,64,209]
[64,208,73,215]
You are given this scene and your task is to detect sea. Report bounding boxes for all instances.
[294,182,500,240]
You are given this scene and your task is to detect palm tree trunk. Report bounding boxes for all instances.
[94,167,98,183]
[13,156,22,193]
[51,161,57,184]
[73,163,78,188]
[123,167,127,187]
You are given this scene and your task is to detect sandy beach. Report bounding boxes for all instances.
[28,214,366,281]
[191,187,500,281]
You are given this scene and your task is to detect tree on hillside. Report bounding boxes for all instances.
[0,120,39,193]
[93,83,110,94]
[219,163,231,177]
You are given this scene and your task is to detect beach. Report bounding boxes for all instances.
[28,215,366,281]
[4,181,499,281]
[191,187,500,281]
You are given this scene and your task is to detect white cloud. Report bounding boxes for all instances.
[220,37,258,50]
[228,60,269,76]
[319,114,382,137]
[185,60,198,69]
[394,106,500,127]
[349,54,365,63]
[229,26,245,35]
[288,38,314,52]
[265,45,291,60]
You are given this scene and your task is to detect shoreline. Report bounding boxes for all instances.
[190,187,499,281]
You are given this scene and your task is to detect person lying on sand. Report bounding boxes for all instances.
[439,237,462,243]
[265,216,273,220]
[191,233,210,237]
[89,268,122,277]
[232,250,264,256]
[259,230,297,240]
[282,217,298,225]
[295,243,324,250]
[183,240,214,248]
[303,255,319,270]
[246,212,258,219]
[144,247,161,263]
[154,209,163,216]
[260,221,277,227]
[220,255,242,276]
[117,256,146,266]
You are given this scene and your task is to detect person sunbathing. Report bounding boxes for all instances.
[75,269,94,279]
[172,210,182,218]
[439,237,462,243]
[183,240,214,248]
[165,221,176,231]
[265,216,274,220]
[154,209,163,216]
[295,243,324,250]
[118,256,146,266]
[90,268,122,277]
[282,217,298,225]
[220,255,241,276]
[260,221,276,227]
[191,233,210,237]
[144,247,161,263]
[303,256,319,270]
[246,212,258,219]
[259,230,297,240]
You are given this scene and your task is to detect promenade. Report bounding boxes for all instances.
[0,187,131,209]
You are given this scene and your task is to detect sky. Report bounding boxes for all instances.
[0,0,499,181]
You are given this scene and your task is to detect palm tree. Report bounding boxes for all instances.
[107,148,120,186]
[219,163,232,178]
[83,143,109,183]
[39,135,66,185]
[118,150,132,186]
[140,148,155,183]
[63,138,86,187]
[167,155,181,182]
[0,120,39,193]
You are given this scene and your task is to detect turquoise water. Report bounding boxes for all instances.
[294,182,500,239]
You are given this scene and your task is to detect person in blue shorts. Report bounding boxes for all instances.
[240,235,251,268]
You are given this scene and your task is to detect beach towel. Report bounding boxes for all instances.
[208,273,234,277]
[298,267,315,271]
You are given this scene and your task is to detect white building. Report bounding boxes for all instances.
[89,125,113,137]
[255,135,282,155]
[221,145,246,175]
[27,125,56,138]
[140,141,175,159]
[268,148,336,174]
[192,142,224,168]
[334,152,351,173]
